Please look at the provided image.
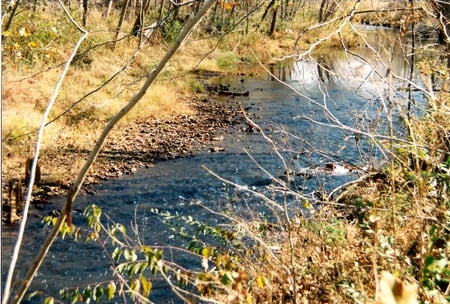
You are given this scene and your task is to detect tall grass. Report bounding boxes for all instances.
[2,1,448,303]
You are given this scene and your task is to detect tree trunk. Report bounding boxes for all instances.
[130,0,137,17]
[82,0,88,26]
[261,0,275,22]
[9,1,217,302]
[319,0,340,23]
[104,0,113,18]
[440,5,449,68]
[3,0,22,33]
[133,0,151,43]
[158,0,165,20]
[269,5,278,36]
[431,0,450,84]
[113,0,130,50]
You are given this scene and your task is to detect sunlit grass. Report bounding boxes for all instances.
[2,2,448,303]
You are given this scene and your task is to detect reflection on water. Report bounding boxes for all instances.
[2,26,434,303]
[274,26,414,93]
[324,27,408,81]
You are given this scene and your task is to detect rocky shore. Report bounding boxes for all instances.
[2,94,245,222]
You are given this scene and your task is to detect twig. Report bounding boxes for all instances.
[8,0,217,302]
[3,1,88,303]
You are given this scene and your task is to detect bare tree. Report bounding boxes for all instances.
[430,0,450,69]
[2,0,22,32]
[3,1,218,302]
[319,0,342,23]
[113,0,130,50]
[104,0,114,18]
[82,0,89,26]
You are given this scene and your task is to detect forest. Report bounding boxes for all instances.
[2,0,449,303]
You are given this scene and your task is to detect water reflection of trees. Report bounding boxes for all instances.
[268,63,294,81]
[288,27,416,90]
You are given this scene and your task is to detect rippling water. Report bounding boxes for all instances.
[2,26,433,303]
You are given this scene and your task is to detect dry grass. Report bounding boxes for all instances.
[201,88,448,303]
[2,3,290,184]
[1,6,199,181]
[189,162,447,303]
[3,2,448,303]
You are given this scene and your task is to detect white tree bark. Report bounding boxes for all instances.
[6,0,217,303]
[2,1,88,303]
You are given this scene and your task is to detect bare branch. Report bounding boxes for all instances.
[4,1,89,303]
[8,1,217,302]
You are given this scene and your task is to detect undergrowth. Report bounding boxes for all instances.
[3,1,449,303]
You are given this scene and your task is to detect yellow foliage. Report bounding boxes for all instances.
[256,275,265,288]
[27,41,39,48]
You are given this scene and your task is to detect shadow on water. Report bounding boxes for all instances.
[2,26,438,303]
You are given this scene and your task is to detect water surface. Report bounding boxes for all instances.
[2,26,433,303]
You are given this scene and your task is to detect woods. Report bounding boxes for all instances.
[2,0,449,303]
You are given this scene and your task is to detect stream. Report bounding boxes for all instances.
[2,26,433,303]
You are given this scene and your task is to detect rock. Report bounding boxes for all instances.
[210,147,225,152]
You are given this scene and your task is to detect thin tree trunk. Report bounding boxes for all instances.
[431,0,450,87]
[4,1,88,303]
[138,0,144,43]
[319,0,339,23]
[82,0,88,26]
[407,0,415,119]
[3,0,22,33]
[260,0,275,23]
[9,1,217,301]
[131,0,137,17]
[113,0,130,50]
[269,5,278,36]
[172,0,181,21]
[136,0,151,43]
[158,0,165,20]
[319,0,327,22]
[105,0,113,18]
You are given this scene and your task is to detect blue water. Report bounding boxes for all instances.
[2,26,432,303]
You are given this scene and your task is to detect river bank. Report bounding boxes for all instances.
[2,1,449,302]
[1,87,248,222]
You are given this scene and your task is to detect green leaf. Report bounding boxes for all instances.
[187,240,197,251]
[221,272,234,285]
[82,286,92,302]
[42,215,54,227]
[155,249,163,260]
[112,247,122,261]
[130,278,140,293]
[424,255,435,268]
[141,245,154,254]
[124,248,137,262]
[116,263,126,274]
[138,261,148,274]
[127,263,137,276]
[201,246,212,257]
[71,289,79,304]
[44,297,54,304]
[107,281,116,300]
[60,222,73,239]
[151,264,159,275]
[116,223,126,234]
[256,275,266,288]
[93,285,104,302]
[27,291,39,300]
[140,276,152,297]
[162,264,168,275]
